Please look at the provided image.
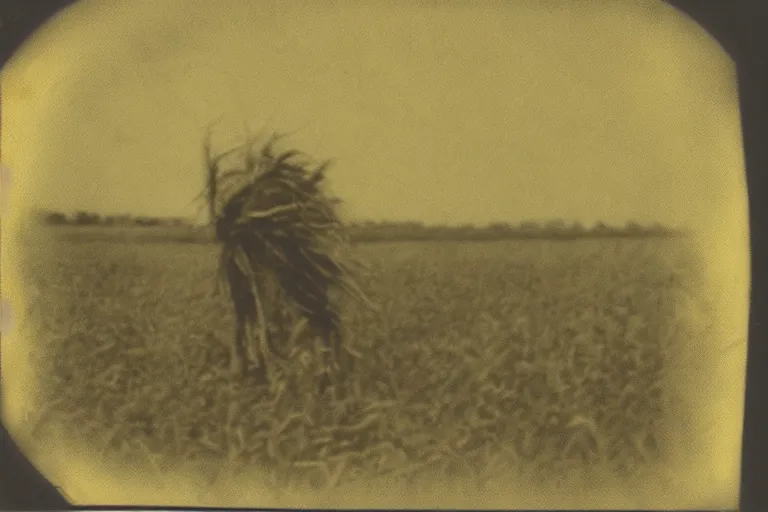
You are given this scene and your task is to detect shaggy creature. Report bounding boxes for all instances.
[203,127,373,389]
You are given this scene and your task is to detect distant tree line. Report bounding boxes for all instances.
[32,210,685,240]
[38,211,190,228]
[345,220,685,241]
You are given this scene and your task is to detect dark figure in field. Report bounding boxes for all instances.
[207,133,365,389]
[216,208,345,386]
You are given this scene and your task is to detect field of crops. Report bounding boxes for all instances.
[20,232,702,497]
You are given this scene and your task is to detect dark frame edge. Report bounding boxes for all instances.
[0,0,765,511]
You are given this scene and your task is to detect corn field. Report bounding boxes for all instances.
[22,234,703,495]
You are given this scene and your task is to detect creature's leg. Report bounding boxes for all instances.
[331,329,345,372]
[315,328,342,396]
[230,317,249,376]
[337,333,357,376]
[287,316,309,354]
[251,288,272,385]
[318,315,342,373]
[249,321,269,384]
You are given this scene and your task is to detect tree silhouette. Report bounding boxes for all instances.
[73,211,100,225]
[43,212,67,225]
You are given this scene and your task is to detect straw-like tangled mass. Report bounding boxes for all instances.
[206,133,371,350]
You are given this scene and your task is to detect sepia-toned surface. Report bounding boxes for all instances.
[0,0,749,509]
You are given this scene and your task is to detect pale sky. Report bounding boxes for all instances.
[0,0,745,228]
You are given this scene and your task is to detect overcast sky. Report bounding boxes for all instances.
[1,0,744,228]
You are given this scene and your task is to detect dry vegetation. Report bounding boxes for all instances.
[22,234,701,494]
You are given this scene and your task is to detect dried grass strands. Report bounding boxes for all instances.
[203,127,375,382]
